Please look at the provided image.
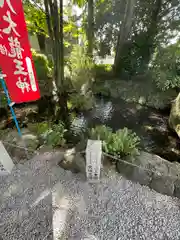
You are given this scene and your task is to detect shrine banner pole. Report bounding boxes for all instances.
[0,74,22,137]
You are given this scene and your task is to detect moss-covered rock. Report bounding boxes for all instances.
[32,49,53,96]
[169,93,180,137]
[59,148,86,174]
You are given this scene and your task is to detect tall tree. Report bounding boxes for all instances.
[113,0,136,74]
[44,0,69,125]
[73,0,94,56]
[87,0,94,56]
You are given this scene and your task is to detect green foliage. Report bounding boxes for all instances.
[32,49,53,80]
[105,128,140,158]
[95,0,180,77]
[169,93,180,137]
[68,45,95,91]
[89,125,113,141]
[93,84,111,97]
[94,64,113,79]
[89,125,140,158]
[72,0,86,7]
[24,0,47,36]
[45,122,67,147]
[28,122,50,136]
[69,93,94,111]
[29,121,67,147]
[152,43,180,91]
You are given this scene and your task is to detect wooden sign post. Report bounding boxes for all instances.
[86,140,102,182]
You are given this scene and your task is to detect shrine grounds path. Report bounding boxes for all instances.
[0,150,180,240]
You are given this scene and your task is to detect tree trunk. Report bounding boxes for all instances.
[59,0,64,89]
[37,33,46,52]
[114,0,136,75]
[87,0,94,57]
[44,0,69,127]
[58,0,69,127]
[143,0,162,66]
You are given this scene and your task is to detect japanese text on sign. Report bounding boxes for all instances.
[86,140,102,182]
[0,0,40,103]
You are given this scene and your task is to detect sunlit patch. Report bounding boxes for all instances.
[31,189,51,207]
[138,96,146,105]
[149,113,161,121]
[136,104,143,110]
[144,125,154,131]
[52,183,71,239]
[175,124,180,133]
[171,148,180,155]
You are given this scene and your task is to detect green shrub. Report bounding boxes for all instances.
[69,93,94,111]
[92,84,111,97]
[94,64,113,79]
[152,43,180,91]
[89,125,140,158]
[89,125,113,141]
[105,128,140,158]
[28,121,67,147]
[68,45,94,91]
[28,122,50,136]
[45,122,67,147]
[32,49,53,80]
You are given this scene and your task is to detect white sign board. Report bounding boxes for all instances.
[86,140,102,182]
[0,141,14,175]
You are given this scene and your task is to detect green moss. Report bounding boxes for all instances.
[32,49,52,80]
[94,64,113,79]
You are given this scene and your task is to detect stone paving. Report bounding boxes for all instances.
[0,151,180,239]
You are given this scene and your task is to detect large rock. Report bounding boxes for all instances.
[58,148,86,175]
[116,151,178,196]
[116,153,152,186]
[3,129,39,164]
[174,179,180,198]
[170,162,180,198]
[151,174,174,196]
[169,93,180,137]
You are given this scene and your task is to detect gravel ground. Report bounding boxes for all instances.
[0,151,180,240]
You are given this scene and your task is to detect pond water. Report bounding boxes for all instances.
[71,97,180,162]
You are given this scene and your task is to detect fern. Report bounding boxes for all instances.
[88,125,113,141]
[88,126,140,159]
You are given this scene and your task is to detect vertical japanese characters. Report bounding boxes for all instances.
[0,0,40,103]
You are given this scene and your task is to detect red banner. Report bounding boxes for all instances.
[0,0,40,103]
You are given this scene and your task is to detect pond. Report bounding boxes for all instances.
[71,97,180,162]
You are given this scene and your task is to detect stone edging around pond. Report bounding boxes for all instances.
[116,151,180,198]
[59,147,180,199]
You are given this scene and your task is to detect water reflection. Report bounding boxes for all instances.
[92,99,113,122]
[70,114,87,136]
[70,97,180,161]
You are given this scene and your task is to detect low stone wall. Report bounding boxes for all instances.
[93,79,177,109]
[116,151,180,198]
[59,147,180,198]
